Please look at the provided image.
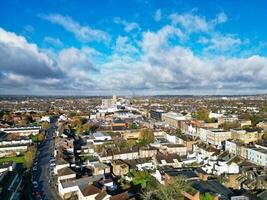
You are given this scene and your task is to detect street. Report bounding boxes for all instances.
[35,122,58,200]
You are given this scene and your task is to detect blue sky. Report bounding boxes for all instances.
[1,0,267,95]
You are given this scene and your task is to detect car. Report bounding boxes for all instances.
[33,166,37,171]
[34,191,40,198]
[50,163,56,167]
[32,181,38,189]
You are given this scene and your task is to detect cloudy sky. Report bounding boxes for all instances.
[1,0,267,96]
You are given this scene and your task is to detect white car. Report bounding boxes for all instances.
[33,166,37,171]
[33,181,38,189]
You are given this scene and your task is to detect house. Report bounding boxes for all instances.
[225,140,248,159]
[247,145,267,166]
[58,175,104,199]
[54,158,70,174]
[139,146,158,158]
[231,129,262,144]
[154,153,182,168]
[0,126,40,136]
[163,168,200,183]
[111,160,129,177]
[112,148,139,160]
[91,163,111,176]
[236,166,267,190]
[57,167,76,181]
[177,134,197,153]
[124,158,154,171]
[79,184,102,200]
[160,143,187,155]
[195,143,220,163]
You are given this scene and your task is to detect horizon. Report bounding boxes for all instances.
[1,0,267,95]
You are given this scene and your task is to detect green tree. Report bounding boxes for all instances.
[143,176,190,200]
[139,129,154,146]
[23,146,37,169]
[196,109,210,122]
[200,193,216,200]
[131,170,159,189]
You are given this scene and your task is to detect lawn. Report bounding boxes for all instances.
[0,155,24,164]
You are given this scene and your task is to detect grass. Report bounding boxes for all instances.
[31,135,38,142]
[0,155,24,164]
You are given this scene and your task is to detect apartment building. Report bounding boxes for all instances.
[206,129,231,148]
[162,112,186,128]
[247,145,267,166]
[231,129,263,144]
[225,140,248,159]
[0,126,40,136]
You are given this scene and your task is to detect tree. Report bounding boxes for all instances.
[139,129,154,146]
[131,170,159,189]
[200,193,216,200]
[41,122,51,131]
[143,176,190,200]
[195,109,210,122]
[37,133,45,142]
[218,121,240,131]
[23,146,37,169]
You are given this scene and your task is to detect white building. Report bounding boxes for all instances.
[93,132,112,142]
[0,126,40,136]
[247,145,267,166]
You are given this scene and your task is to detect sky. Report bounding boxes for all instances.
[1,0,267,96]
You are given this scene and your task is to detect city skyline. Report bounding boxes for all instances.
[1,0,267,95]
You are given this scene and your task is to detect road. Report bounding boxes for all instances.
[35,122,58,200]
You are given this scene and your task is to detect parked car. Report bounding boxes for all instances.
[33,181,38,189]
[33,166,37,171]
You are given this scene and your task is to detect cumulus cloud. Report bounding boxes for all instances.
[42,14,110,43]
[0,27,60,79]
[1,9,267,95]
[114,17,140,32]
[169,11,228,34]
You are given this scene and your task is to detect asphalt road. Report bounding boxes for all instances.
[35,122,58,200]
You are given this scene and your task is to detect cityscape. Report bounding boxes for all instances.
[0,1,267,200]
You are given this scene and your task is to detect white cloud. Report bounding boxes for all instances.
[44,36,63,47]
[154,9,162,22]
[215,12,228,24]
[114,36,139,55]
[114,17,140,32]
[0,27,59,79]
[43,14,110,43]
[169,12,210,33]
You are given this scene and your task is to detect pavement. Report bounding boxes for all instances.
[35,122,59,200]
